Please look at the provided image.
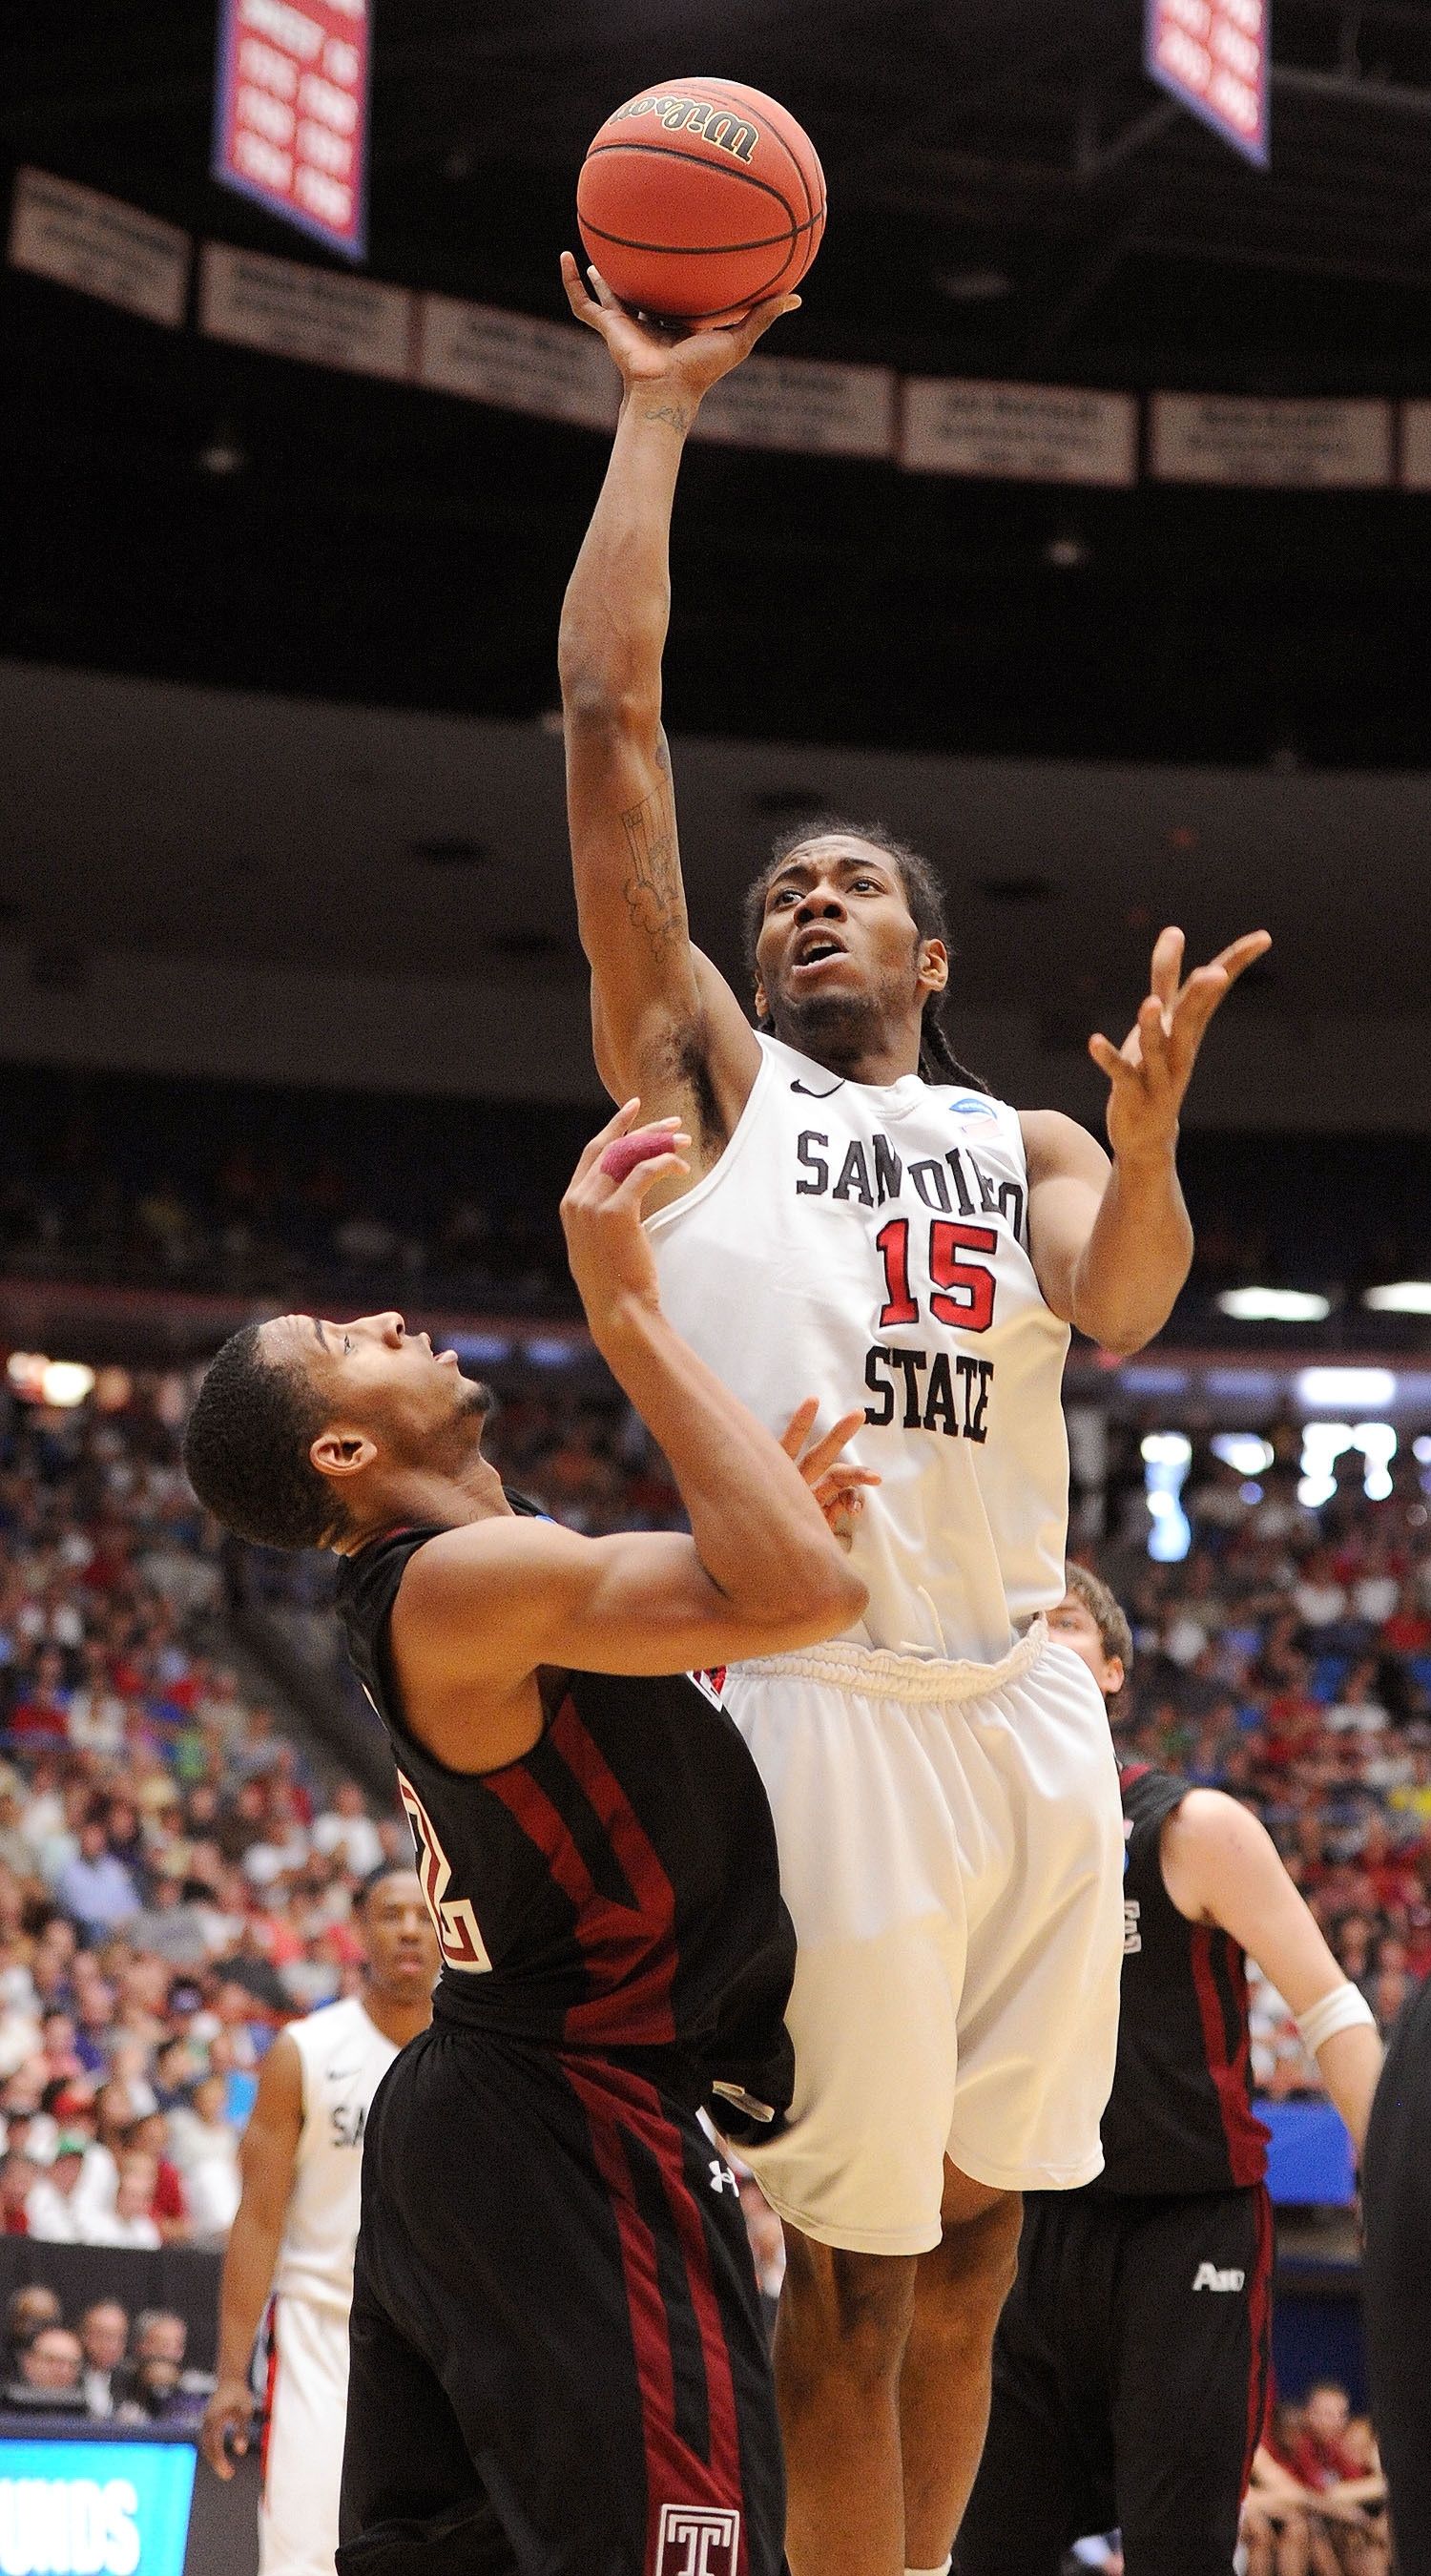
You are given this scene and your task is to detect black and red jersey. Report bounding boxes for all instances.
[1089,1764,1271,2196]
[334,1523,796,2140]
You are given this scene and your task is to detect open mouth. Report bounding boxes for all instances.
[791,936,846,969]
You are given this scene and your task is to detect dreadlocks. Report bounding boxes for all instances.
[741,817,989,1091]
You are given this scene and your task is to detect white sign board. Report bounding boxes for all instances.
[1150,393,1393,488]
[691,357,897,459]
[8,167,191,326]
[198,240,412,379]
[901,377,1138,486]
[418,296,620,431]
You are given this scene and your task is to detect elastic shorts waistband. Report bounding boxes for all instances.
[730,1615,1047,1706]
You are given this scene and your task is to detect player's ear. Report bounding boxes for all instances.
[1104,1655,1126,1697]
[753,976,768,1022]
[919,939,949,997]
[310,1429,380,1483]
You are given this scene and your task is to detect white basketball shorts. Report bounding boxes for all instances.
[718,1620,1125,2256]
[260,2292,350,2576]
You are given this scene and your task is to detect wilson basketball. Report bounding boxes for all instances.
[577,78,826,322]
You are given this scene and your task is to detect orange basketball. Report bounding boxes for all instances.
[577,77,826,323]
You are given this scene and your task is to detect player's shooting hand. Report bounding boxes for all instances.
[1089,925,1271,1165]
[560,252,799,407]
[200,2377,255,2479]
[778,1400,881,1538]
[561,1100,690,1338]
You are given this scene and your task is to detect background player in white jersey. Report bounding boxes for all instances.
[200,1864,440,2575]
[557,256,1271,2576]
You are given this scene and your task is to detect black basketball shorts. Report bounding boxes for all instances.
[335,2023,786,2576]
[956,2183,1273,2576]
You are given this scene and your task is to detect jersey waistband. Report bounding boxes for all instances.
[729,1614,1047,1706]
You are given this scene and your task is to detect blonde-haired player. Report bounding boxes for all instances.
[201,1865,439,2575]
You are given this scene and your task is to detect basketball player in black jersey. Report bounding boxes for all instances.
[1361,1943,1431,2573]
[182,1101,873,2576]
[956,1566,1382,2576]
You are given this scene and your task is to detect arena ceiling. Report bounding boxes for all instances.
[7,0,1431,767]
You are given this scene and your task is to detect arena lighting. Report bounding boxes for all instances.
[1141,1431,1192,1563]
[1362,1281,1431,1314]
[1211,1432,1275,1475]
[5,1352,48,1400]
[1297,1367,1397,1411]
[40,1361,96,1408]
[1216,1287,1332,1323]
[1297,1419,1398,1507]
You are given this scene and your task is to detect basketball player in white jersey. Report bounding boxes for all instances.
[557,255,1271,2576]
[200,1865,440,2574]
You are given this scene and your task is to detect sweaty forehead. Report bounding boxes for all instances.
[263,1314,327,1375]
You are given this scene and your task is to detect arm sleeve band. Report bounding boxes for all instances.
[1296,1983,1377,2056]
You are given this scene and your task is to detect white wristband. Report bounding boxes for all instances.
[1296,1984,1377,2056]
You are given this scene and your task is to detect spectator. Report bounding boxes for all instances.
[311,1780,384,1880]
[5,2283,60,2373]
[0,2151,38,2233]
[165,2073,240,2244]
[4,2325,86,2417]
[26,2130,91,2241]
[78,2299,129,2420]
[116,2310,209,2428]
[83,2149,161,2250]
[53,1812,140,1940]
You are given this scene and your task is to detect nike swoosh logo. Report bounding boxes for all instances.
[791,1078,845,1098]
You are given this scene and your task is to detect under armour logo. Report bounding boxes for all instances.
[656,2504,740,2576]
[708,2158,739,2196]
[1192,2262,1246,2293]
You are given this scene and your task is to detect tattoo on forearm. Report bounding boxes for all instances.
[642,400,691,435]
[620,785,683,960]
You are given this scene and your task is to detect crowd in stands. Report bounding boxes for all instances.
[1094,1420,1431,2098]
[0,2282,210,2426]
[0,1373,411,2254]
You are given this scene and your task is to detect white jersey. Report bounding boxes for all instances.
[272,1995,398,2317]
[647,1031,1071,1666]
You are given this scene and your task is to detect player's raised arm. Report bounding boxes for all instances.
[1022,923,1271,1353]
[556,260,796,1161]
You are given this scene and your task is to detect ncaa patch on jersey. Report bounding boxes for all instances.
[656,2503,740,2576]
[688,1668,728,1708]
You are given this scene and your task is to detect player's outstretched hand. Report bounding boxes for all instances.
[200,2376,255,2480]
[560,251,799,405]
[1089,925,1271,1164]
[778,1399,881,1539]
[561,1099,690,1339]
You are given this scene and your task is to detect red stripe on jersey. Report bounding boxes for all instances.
[1241,2183,1275,2497]
[565,2059,747,2576]
[1189,1924,1267,2186]
[259,2299,280,2490]
[487,1696,678,2047]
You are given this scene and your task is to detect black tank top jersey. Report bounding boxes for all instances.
[1090,1765,1271,2196]
[334,1523,796,2142]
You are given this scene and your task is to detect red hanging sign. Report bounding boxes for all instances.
[1146,0,1268,167]
[213,0,371,261]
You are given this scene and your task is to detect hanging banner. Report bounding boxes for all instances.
[1146,0,1268,167]
[901,378,1138,486]
[8,168,191,326]
[200,241,411,377]
[419,297,620,431]
[213,0,371,261]
[1398,402,1431,489]
[690,357,897,459]
[1150,392,1392,487]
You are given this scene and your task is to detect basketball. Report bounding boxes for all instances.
[576,77,826,322]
